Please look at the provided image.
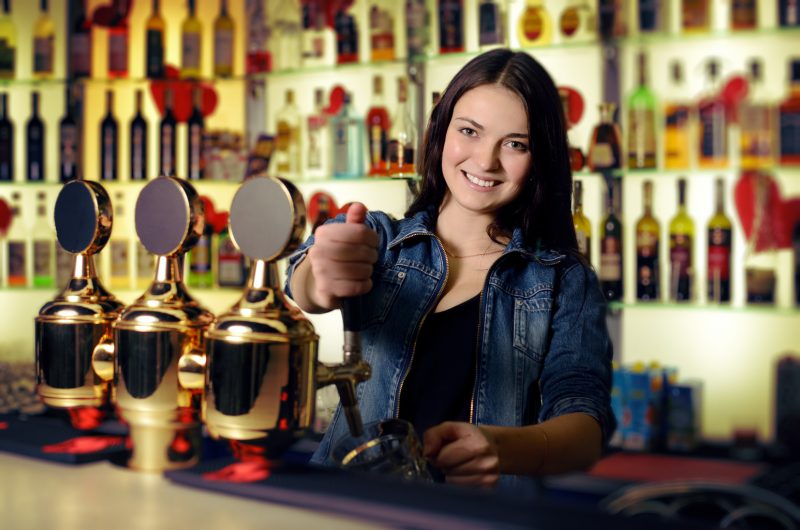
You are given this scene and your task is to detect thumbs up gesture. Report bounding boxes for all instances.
[306,202,379,309]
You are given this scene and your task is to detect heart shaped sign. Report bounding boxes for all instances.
[149,66,218,123]
[734,170,795,250]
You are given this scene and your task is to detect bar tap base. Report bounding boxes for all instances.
[124,422,202,472]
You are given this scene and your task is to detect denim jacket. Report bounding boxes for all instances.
[285,208,615,492]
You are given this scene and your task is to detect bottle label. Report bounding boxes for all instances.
[131,125,145,180]
[182,33,201,70]
[110,239,129,281]
[190,236,211,273]
[333,121,348,174]
[60,124,78,181]
[369,124,387,168]
[664,105,691,168]
[599,237,622,281]
[70,33,91,76]
[0,38,15,73]
[146,29,164,76]
[108,32,128,73]
[276,120,291,151]
[670,235,693,299]
[102,126,116,180]
[34,36,54,73]
[590,143,614,168]
[520,8,545,42]
[161,124,174,175]
[707,228,731,280]
[560,7,580,37]
[7,240,26,284]
[217,236,244,286]
[214,29,234,69]
[33,240,52,278]
[189,123,203,179]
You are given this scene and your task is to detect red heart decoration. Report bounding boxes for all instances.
[149,65,218,123]
[557,85,585,127]
[91,0,131,27]
[734,170,792,251]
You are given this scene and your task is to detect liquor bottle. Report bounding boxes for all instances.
[59,87,79,182]
[669,178,694,302]
[731,0,757,30]
[69,0,92,79]
[0,0,16,79]
[588,103,623,172]
[334,3,359,65]
[367,75,391,176]
[32,191,54,288]
[188,222,213,288]
[779,59,800,166]
[146,0,166,78]
[107,0,129,79]
[744,173,777,304]
[560,88,585,171]
[305,87,329,180]
[182,0,203,79]
[779,0,800,26]
[301,1,335,68]
[6,192,27,287]
[697,59,728,169]
[216,213,246,288]
[27,92,45,183]
[572,180,591,262]
[187,87,205,180]
[639,0,668,32]
[559,0,595,41]
[214,0,235,77]
[518,0,553,47]
[406,0,430,58]
[599,179,623,301]
[740,59,776,170]
[33,0,54,79]
[627,51,657,170]
[388,77,416,177]
[130,90,148,181]
[100,91,118,182]
[0,92,13,181]
[707,177,732,303]
[682,0,711,32]
[598,0,627,38]
[331,92,366,178]
[439,0,464,54]
[636,180,660,301]
[274,0,303,70]
[664,61,691,170]
[274,89,300,179]
[160,88,177,177]
[108,191,131,290]
[370,2,396,61]
[479,0,505,48]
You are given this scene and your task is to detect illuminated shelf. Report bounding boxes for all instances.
[618,25,800,46]
[608,300,800,316]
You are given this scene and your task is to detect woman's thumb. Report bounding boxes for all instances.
[345,202,368,224]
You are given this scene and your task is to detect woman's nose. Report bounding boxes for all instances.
[474,141,500,171]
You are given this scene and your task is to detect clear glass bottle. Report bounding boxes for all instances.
[388,77,416,177]
[331,92,366,178]
[33,0,54,79]
[627,50,657,170]
[405,0,430,58]
[367,75,391,176]
[6,192,26,287]
[107,191,131,290]
[305,87,329,180]
[636,180,660,300]
[572,180,591,262]
[740,59,776,170]
[273,0,302,70]
[274,89,301,179]
[214,0,236,77]
[588,103,623,172]
[707,177,732,303]
[32,191,54,289]
[0,0,16,79]
[181,0,203,79]
[669,178,694,302]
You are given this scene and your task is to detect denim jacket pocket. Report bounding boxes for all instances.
[512,296,553,362]
[361,267,407,328]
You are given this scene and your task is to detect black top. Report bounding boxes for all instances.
[399,294,480,437]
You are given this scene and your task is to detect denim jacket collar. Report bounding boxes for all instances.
[387,207,566,266]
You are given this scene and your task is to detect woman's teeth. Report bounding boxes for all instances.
[465,172,496,188]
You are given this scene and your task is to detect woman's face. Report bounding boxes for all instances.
[440,84,532,218]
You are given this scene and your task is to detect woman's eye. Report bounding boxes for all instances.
[507,140,529,152]
[459,127,477,137]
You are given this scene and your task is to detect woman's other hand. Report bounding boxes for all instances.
[307,202,379,308]
[423,421,500,488]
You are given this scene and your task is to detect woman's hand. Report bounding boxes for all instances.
[306,202,379,309]
[423,421,500,488]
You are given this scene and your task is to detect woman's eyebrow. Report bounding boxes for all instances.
[453,117,528,139]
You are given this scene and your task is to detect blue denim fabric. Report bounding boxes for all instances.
[285,208,615,492]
